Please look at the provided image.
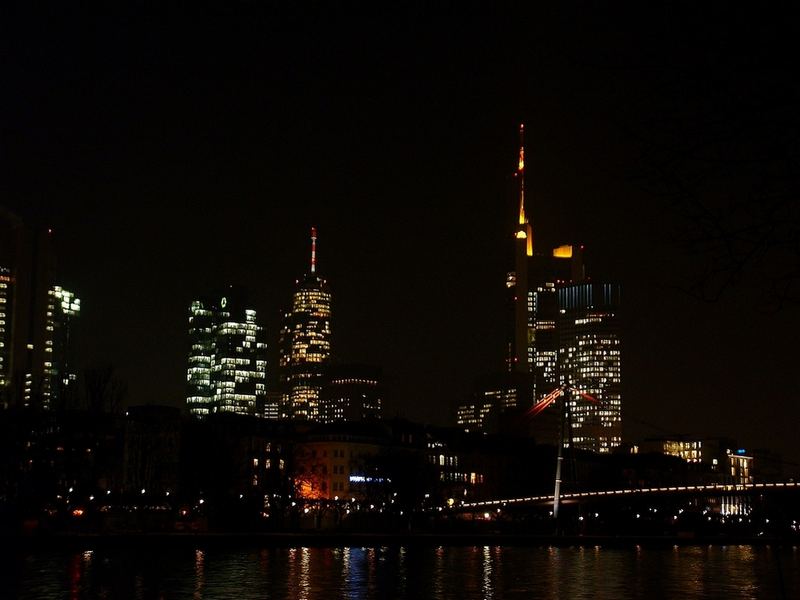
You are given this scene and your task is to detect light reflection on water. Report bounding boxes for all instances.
[193,549,204,600]
[482,545,492,599]
[4,545,799,599]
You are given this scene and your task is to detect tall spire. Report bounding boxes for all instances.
[310,226,317,274]
[511,123,532,374]
[515,123,533,256]
[518,123,526,226]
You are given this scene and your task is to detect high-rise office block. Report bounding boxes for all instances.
[40,285,80,410]
[186,289,267,418]
[501,126,621,450]
[456,371,535,434]
[186,298,215,415]
[526,248,584,403]
[1,209,81,411]
[319,365,382,423]
[0,267,10,402]
[507,125,584,402]
[261,390,282,420]
[278,228,332,421]
[557,282,622,453]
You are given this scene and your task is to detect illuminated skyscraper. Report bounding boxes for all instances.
[40,285,81,410]
[186,288,267,418]
[186,297,215,415]
[0,267,10,403]
[502,126,622,451]
[0,210,81,411]
[557,282,622,453]
[278,227,332,421]
[526,248,584,401]
[507,124,584,403]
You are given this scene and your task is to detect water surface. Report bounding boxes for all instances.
[4,544,798,599]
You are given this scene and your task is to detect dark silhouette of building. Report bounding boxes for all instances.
[457,372,532,433]
[319,364,383,423]
[639,436,752,485]
[123,406,182,495]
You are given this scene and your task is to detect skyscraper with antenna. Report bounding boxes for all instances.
[278,227,332,421]
[510,123,533,374]
[503,123,621,453]
[508,123,583,386]
[506,123,583,381]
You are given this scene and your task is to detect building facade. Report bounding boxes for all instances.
[40,285,81,410]
[0,210,81,411]
[278,228,332,421]
[641,436,754,485]
[456,372,538,435]
[293,434,382,501]
[499,126,622,452]
[557,282,622,453]
[0,266,10,402]
[186,289,267,418]
[319,365,382,423]
[506,125,585,402]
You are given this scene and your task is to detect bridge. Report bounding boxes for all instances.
[444,481,800,512]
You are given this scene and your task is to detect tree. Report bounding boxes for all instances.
[614,15,800,308]
[82,365,127,413]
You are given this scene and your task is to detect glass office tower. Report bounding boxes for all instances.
[186,289,267,418]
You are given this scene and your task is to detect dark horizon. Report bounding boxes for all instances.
[4,6,799,464]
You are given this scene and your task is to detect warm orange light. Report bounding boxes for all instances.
[515,230,527,239]
[518,147,524,172]
[72,508,85,517]
[552,245,573,258]
[296,478,325,500]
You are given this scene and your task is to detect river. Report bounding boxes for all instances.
[4,544,798,599]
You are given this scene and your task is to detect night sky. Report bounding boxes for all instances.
[4,6,799,464]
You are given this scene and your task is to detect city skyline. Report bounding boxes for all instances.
[3,7,799,466]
